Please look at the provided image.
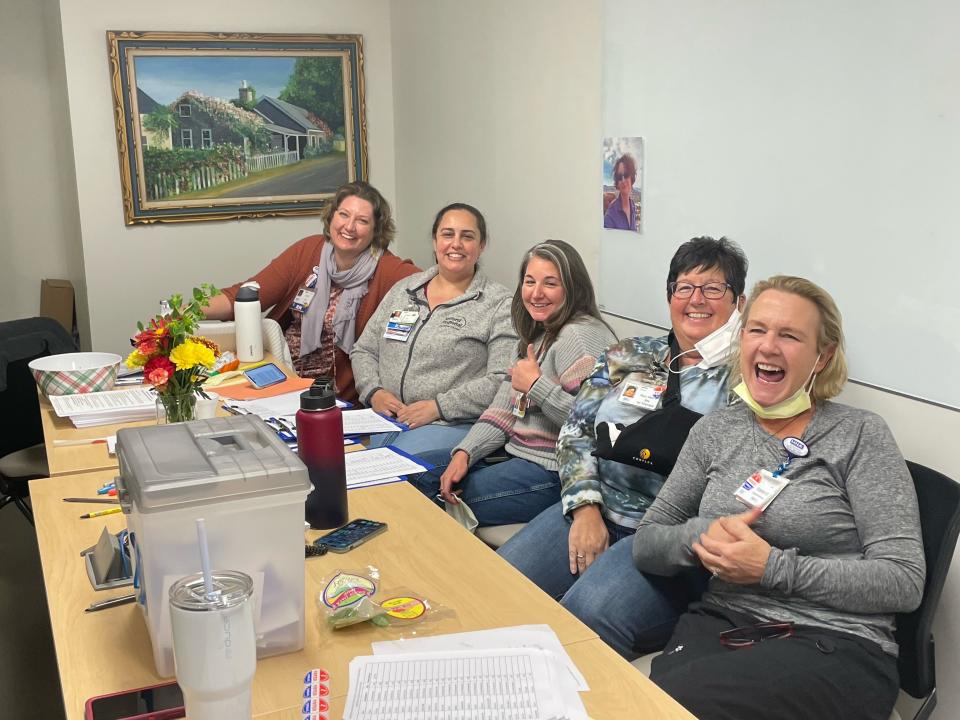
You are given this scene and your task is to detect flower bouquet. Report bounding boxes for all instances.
[125,284,221,423]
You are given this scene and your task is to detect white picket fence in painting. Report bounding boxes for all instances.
[145,150,300,200]
[245,149,300,173]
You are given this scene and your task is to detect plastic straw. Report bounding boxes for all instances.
[195,518,215,599]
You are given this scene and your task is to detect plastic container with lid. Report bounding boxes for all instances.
[115,415,310,677]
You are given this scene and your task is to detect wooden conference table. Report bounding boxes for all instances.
[32,415,693,719]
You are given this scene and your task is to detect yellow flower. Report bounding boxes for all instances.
[125,350,147,368]
[169,339,216,371]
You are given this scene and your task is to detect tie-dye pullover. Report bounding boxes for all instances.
[557,335,731,528]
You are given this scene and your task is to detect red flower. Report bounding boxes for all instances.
[144,356,176,390]
[133,319,172,357]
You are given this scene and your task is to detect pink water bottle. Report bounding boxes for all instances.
[297,377,348,529]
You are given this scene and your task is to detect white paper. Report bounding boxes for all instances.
[372,624,588,692]
[341,408,404,435]
[344,447,427,487]
[343,648,586,720]
[225,389,347,424]
[50,388,156,418]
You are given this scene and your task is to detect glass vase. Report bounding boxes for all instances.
[156,391,197,424]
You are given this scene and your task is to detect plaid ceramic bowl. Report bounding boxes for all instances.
[29,352,123,397]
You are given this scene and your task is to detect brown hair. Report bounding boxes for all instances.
[511,239,611,355]
[322,181,396,251]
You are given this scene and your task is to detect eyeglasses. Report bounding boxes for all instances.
[719,621,794,649]
[668,282,731,300]
[614,172,632,183]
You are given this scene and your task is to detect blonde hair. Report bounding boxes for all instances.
[730,275,848,402]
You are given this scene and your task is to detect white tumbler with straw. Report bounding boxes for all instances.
[169,520,257,720]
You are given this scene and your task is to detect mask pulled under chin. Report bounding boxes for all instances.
[732,353,820,420]
[671,307,742,372]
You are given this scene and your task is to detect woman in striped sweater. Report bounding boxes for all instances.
[410,240,616,526]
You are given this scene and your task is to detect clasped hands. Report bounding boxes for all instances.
[369,390,439,429]
[693,506,771,584]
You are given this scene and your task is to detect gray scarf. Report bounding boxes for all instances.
[299,242,379,357]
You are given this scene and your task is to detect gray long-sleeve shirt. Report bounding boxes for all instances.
[632,400,925,655]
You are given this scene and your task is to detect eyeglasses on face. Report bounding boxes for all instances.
[719,621,794,649]
[668,281,731,300]
[614,172,633,183]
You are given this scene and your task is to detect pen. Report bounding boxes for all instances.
[62,497,120,504]
[53,437,112,447]
[85,593,136,613]
[80,507,124,519]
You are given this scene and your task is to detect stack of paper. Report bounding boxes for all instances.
[49,388,157,428]
[344,446,429,489]
[223,390,373,438]
[344,645,587,719]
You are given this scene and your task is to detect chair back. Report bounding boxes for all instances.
[0,317,78,458]
[895,461,960,699]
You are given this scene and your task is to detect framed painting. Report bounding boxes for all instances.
[107,31,368,224]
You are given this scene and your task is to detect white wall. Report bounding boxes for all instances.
[54,0,399,355]
[390,0,602,283]
[391,2,960,717]
[0,0,88,344]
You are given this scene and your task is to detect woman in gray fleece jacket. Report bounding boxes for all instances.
[351,203,516,458]
[634,276,925,720]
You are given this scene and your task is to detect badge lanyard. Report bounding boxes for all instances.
[512,339,548,418]
[773,436,809,477]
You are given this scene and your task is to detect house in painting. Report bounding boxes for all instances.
[254,95,333,158]
[168,90,267,152]
[137,89,172,149]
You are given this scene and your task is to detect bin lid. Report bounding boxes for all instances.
[116,415,309,512]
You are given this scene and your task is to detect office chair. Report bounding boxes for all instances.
[0,317,78,525]
[893,461,960,720]
[629,460,960,720]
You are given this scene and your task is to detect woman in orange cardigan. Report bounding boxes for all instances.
[206,181,419,403]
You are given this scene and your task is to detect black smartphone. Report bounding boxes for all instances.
[243,362,287,389]
[313,518,388,553]
[85,681,184,720]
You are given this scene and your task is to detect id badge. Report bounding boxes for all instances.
[734,469,790,510]
[383,309,419,341]
[291,287,316,313]
[618,380,665,411]
[511,392,528,418]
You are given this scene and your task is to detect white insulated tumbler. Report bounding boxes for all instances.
[169,570,257,720]
[234,282,263,363]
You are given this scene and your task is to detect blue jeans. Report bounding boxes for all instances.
[365,422,473,458]
[411,455,560,527]
[498,501,708,659]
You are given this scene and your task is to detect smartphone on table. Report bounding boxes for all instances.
[85,680,183,720]
[243,362,287,389]
[314,518,388,553]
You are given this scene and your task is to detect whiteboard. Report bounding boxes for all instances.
[600,0,960,409]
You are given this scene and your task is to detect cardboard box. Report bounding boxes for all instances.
[39,279,75,333]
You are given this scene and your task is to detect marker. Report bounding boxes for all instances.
[80,507,123,519]
[62,497,120,504]
[85,593,136,613]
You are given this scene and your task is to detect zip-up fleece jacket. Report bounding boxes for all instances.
[350,266,516,422]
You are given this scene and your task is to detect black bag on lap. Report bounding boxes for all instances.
[592,334,703,478]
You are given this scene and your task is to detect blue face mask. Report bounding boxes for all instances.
[733,354,820,420]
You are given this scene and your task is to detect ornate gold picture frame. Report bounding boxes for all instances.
[107,31,367,224]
